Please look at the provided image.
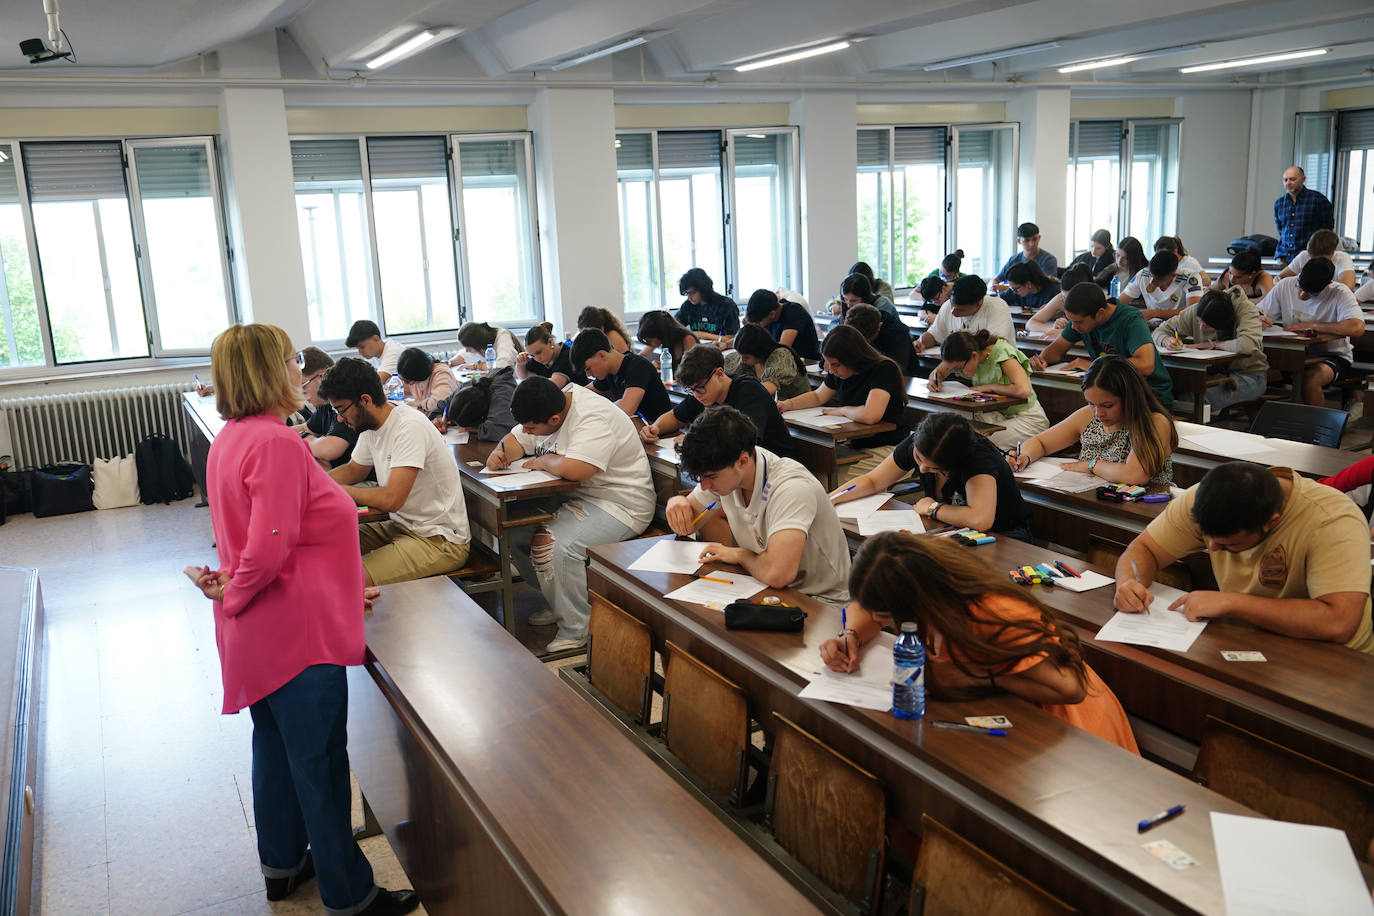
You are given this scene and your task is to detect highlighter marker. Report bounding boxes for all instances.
[1137,804,1185,833]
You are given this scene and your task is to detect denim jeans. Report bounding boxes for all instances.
[508,497,639,639]
[1172,371,1268,414]
[250,664,379,915]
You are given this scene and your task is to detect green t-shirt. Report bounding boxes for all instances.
[1063,305,1173,405]
[968,338,1036,417]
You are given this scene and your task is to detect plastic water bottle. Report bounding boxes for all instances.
[484,343,496,373]
[384,375,404,402]
[1109,275,1120,299]
[660,346,673,385]
[891,622,925,720]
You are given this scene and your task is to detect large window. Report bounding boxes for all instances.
[291,132,539,341]
[616,128,799,311]
[0,145,44,369]
[1336,108,1374,251]
[1064,119,1180,259]
[857,123,1017,287]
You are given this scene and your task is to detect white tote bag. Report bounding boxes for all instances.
[92,454,141,509]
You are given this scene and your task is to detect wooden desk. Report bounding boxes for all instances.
[905,376,1027,416]
[1172,422,1358,486]
[348,576,823,915]
[969,539,1374,781]
[182,392,225,507]
[1262,332,1342,401]
[782,417,898,490]
[451,439,580,632]
[588,537,1270,915]
[0,569,40,916]
[1019,478,1166,550]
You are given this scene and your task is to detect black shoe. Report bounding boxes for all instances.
[264,852,315,901]
[358,889,420,916]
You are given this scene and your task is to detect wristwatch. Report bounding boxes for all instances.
[1087,458,1099,474]
[927,501,941,520]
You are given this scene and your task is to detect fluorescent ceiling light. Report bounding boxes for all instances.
[736,40,850,72]
[745,133,767,139]
[1181,48,1326,73]
[1057,44,1202,74]
[0,150,8,163]
[366,29,440,70]
[924,41,1060,71]
[552,35,650,71]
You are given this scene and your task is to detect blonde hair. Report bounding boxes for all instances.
[211,324,305,420]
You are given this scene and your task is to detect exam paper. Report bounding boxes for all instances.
[1180,430,1277,458]
[783,407,850,429]
[1053,570,1114,593]
[482,469,559,488]
[917,378,973,397]
[1261,326,1304,338]
[797,632,895,711]
[480,457,535,474]
[857,510,923,535]
[1012,456,1070,480]
[1043,361,1085,374]
[1096,583,1206,652]
[628,539,705,575]
[1037,469,1101,493]
[664,573,766,609]
[1211,813,1374,916]
[443,428,470,445]
[834,492,894,519]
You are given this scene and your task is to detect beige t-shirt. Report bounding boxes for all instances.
[1146,468,1373,653]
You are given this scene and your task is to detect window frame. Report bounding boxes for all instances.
[0,140,56,371]
[949,122,1020,282]
[1064,118,1182,260]
[723,126,802,298]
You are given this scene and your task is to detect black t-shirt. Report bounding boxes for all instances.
[526,343,588,387]
[594,351,672,420]
[304,403,359,468]
[672,372,796,458]
[822,359,908,448]
[893,432,1030,534]
[873,310,916,375]
[769,300,821,360]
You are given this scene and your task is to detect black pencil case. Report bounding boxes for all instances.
[723,601,807,632]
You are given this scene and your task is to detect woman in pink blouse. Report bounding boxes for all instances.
[396,347,457,414]
[185,324,417,916]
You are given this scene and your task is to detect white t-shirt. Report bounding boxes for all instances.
[367,338,403,378]
[459,327,522,370]
[1123,268,1203,311]
[927,296,1015,344]
[1177,254,1204,276]
[352,404,470,544]
[689,448,850,605]
[1287,249,1356,278]
[1256,277,1363,361]
[1355,277,1374,304]
[512,384,655,532]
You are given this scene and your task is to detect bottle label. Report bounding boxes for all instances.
[893,666,923,688]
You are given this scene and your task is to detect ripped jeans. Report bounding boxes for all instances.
[507,497,637,639]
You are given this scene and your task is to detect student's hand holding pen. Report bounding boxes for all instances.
[664,496,700,536]
[639,422,660,443]
[819,633,860,673]
[486,440,513,471]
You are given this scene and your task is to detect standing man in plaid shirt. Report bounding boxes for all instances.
[1274,166,1334,266]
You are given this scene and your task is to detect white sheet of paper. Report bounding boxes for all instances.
[1037,469,1101,493]
[1013,456,1070,480]
[1160,348,1233,361]
[1096,583,1206,652]
[628,539,705,575]
[443,428,470,444]
[1043,361,1085,374]
[834,492,894,519]
[1180,430,1277,458]
[480,457,535,474]
[1054,570,1114,593]
[481,469,559,488]
[857,510,924,535]
[797,632,896,711]
[915,377,973,397]
[783,407,850,428]
[664,573,766,609]
[1211,813,1374,916]
[1261,326,1303,338]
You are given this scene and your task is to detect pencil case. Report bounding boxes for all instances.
[723,601,807,632]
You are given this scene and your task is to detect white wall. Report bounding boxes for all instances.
[1175,91,1252,258]
[790,91,858,304]
[1245,87,1300,237]
[1007,88,1071,265]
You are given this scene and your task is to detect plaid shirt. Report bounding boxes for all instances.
[1274,187,1334,261]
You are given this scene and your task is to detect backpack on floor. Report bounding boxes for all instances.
[31,463,95,518]
[135,434,194,504]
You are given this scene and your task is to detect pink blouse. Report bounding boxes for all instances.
[403,362,458,415]
[207,413,366,713]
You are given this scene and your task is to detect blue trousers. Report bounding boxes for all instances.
[250,664,379,915]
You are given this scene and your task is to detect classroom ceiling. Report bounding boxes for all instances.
[1,0,1371,87]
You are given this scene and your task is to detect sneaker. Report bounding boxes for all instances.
[358,889,420,916]
[527,609,557,626]
[264,852,314,901]
[544,635,588,653]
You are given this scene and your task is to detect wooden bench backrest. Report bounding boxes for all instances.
[587,590,652,723]
[1194,716,1374,863]
[768,712,885,909]
[662,640,749,798]
[910,814,1075,916]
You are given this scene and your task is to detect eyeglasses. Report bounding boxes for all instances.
[688,379,712,396]
[304,372,324,387]
[287,350,304,368]
[331,400,356,418]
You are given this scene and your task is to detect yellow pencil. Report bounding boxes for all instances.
[699,575,734,584]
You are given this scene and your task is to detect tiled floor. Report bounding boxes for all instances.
[2,500,427,915]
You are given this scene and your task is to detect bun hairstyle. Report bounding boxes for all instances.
[1152,235,1189,257]
[939,328,997,364]
[942,250,965,274]
[525,322,557,346]
[457,322,498,351]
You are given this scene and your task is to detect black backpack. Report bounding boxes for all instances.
[135,434,194,504]
[1226,234,1278,257]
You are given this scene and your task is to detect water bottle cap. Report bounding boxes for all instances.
[899,621,919,633]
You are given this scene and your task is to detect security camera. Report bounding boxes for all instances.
[19,38,71,64]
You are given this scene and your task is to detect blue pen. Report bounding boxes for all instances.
[837,483,857,496]
[636,412,649,426]
[932,721,1008,736]
[1137,804,1185,833]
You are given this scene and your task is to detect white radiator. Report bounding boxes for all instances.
[0,383,194,469]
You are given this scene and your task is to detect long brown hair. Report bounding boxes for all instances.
[821,323,896,376]
[849,532,1088,695]
[577,306,632,346]
[1081,355,1177,479]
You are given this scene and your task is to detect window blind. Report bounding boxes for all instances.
[1337,108,1374,151]
[22,141,127,202]
[132,145,212,199]
[733,133,780,168]
[290,138,363,185]
[893,127,945,167]
[1072,121,1122,160]
[458,140,518,178]
[616,133,652,171]
[857,129,889,169]
[656,131,720,170]
[368,136,447,180]
[0,146,18,204]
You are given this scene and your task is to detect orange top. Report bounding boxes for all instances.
[929,594,1139,755]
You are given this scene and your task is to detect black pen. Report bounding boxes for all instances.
[931,720,1007,736]
[1137,804,1185,833]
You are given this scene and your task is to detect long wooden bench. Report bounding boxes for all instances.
[0,568,42,916]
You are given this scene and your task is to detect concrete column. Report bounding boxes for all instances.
[529,88,623,335]
[789,91,858,305]
[1006,87,1070,263]
[1246,88,1299,237]
[1175,91,1251,257]
[216,87,311,346]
